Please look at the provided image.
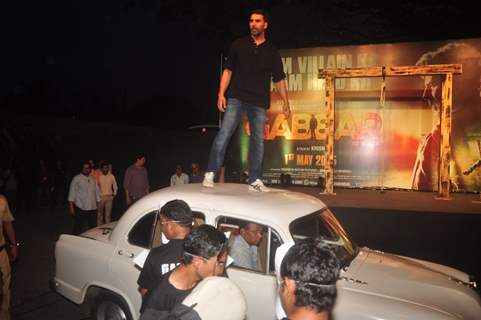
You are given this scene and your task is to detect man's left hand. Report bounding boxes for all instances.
[282,103,291,118]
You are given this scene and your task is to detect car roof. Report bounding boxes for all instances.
[114,183,326,240]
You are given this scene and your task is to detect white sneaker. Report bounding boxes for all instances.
[249,179,270,192]
[202,172,214,188]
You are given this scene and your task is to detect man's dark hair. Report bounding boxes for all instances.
[81,161,91,170]
[135,154,145,161]
[183,225,227,264]
[161,199,193,228]
[100,160,110,168]
[280,238,340,313]
[238,220,264,232]
[249,9,269,23]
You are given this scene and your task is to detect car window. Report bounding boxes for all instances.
[128,210,158,248]
[216,216,282,275]
[268,229,282,274]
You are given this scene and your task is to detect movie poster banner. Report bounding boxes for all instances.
[234,38,481,192]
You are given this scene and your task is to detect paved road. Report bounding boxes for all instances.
[10,201,481,319]
[11,207,88,320]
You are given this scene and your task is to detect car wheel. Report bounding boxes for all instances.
[91,292,133,320]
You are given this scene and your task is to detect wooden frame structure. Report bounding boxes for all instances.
[318,64,462,199]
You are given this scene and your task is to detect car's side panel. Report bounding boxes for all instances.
[227,268,277,320]
[54,234,114,304]
[334,287,459,320]
[109,233,146,319]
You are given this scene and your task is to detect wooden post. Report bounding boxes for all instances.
[318,64,462,199]
[438,73,453,199]
[323,76,335,195]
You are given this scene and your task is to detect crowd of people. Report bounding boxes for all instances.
[0,9,346,320]
[135,199,341,320]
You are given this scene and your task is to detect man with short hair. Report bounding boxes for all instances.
[137,199,193,296]
[123,155,149,206]
[170,165,189,186]
[278,239,340,320]
[140,224,227,319]
[203,9,291,192]
[96,161,118,226]
[189,162,203,184]
[68,162,100,235]
[229,221,264,270]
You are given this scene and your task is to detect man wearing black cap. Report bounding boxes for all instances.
[137,199,193,297]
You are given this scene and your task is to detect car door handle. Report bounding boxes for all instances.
[118,250,135,258]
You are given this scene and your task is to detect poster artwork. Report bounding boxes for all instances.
[234,39,481,192]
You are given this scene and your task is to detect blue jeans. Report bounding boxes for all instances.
[207,98,266,184]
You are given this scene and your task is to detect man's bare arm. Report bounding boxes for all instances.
[217,69,232,112]
[275,79,291,118]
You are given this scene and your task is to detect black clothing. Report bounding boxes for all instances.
[72,207,96,235]
[140,270,192,314]
[137,239,185,291]
[225,36,285,109]
[140,304,201,320]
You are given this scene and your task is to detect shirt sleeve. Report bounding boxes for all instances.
[138,251,157,290]
[68,176,77,202]
[223,41,237,71]
[271,48,286,83]
[123,167,131,191]
[230,241,256,269]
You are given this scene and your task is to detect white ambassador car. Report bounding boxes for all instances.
[52,183,481,320]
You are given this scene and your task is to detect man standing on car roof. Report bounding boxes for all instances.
[202,9,291,192]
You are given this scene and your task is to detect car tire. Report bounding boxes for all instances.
[91,292,133,320]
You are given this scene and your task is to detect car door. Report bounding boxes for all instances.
[218,217,283,320]
[109,209,159,319]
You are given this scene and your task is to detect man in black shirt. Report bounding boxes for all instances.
[137,199,193,296]
[203,9,291,192]
[140,225,228,319]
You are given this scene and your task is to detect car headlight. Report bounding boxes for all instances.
[448,275,478,291]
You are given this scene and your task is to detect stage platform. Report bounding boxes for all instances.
[285,186,481,214]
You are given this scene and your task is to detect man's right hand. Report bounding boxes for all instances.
[217,95,227,112]
[69,204,75,216]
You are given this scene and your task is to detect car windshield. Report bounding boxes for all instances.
[289,209,359,268]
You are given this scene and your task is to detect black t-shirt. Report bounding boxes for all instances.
[225,36,285,109]
[137,239,185,291]
[141,270,192,314]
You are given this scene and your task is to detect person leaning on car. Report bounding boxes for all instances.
[278,238,340,320]
[137,199,193,297]
[140,224,228,319]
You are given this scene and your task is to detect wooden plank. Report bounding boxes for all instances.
[438,73,453,199]
[335,89,424,99]
[323,77,335,195]
[319,64,462,78]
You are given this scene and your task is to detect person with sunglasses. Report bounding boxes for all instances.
[140,224,228,319]
[137,199,193,297]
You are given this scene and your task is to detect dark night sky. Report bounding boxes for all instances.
[1,0,480,129]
